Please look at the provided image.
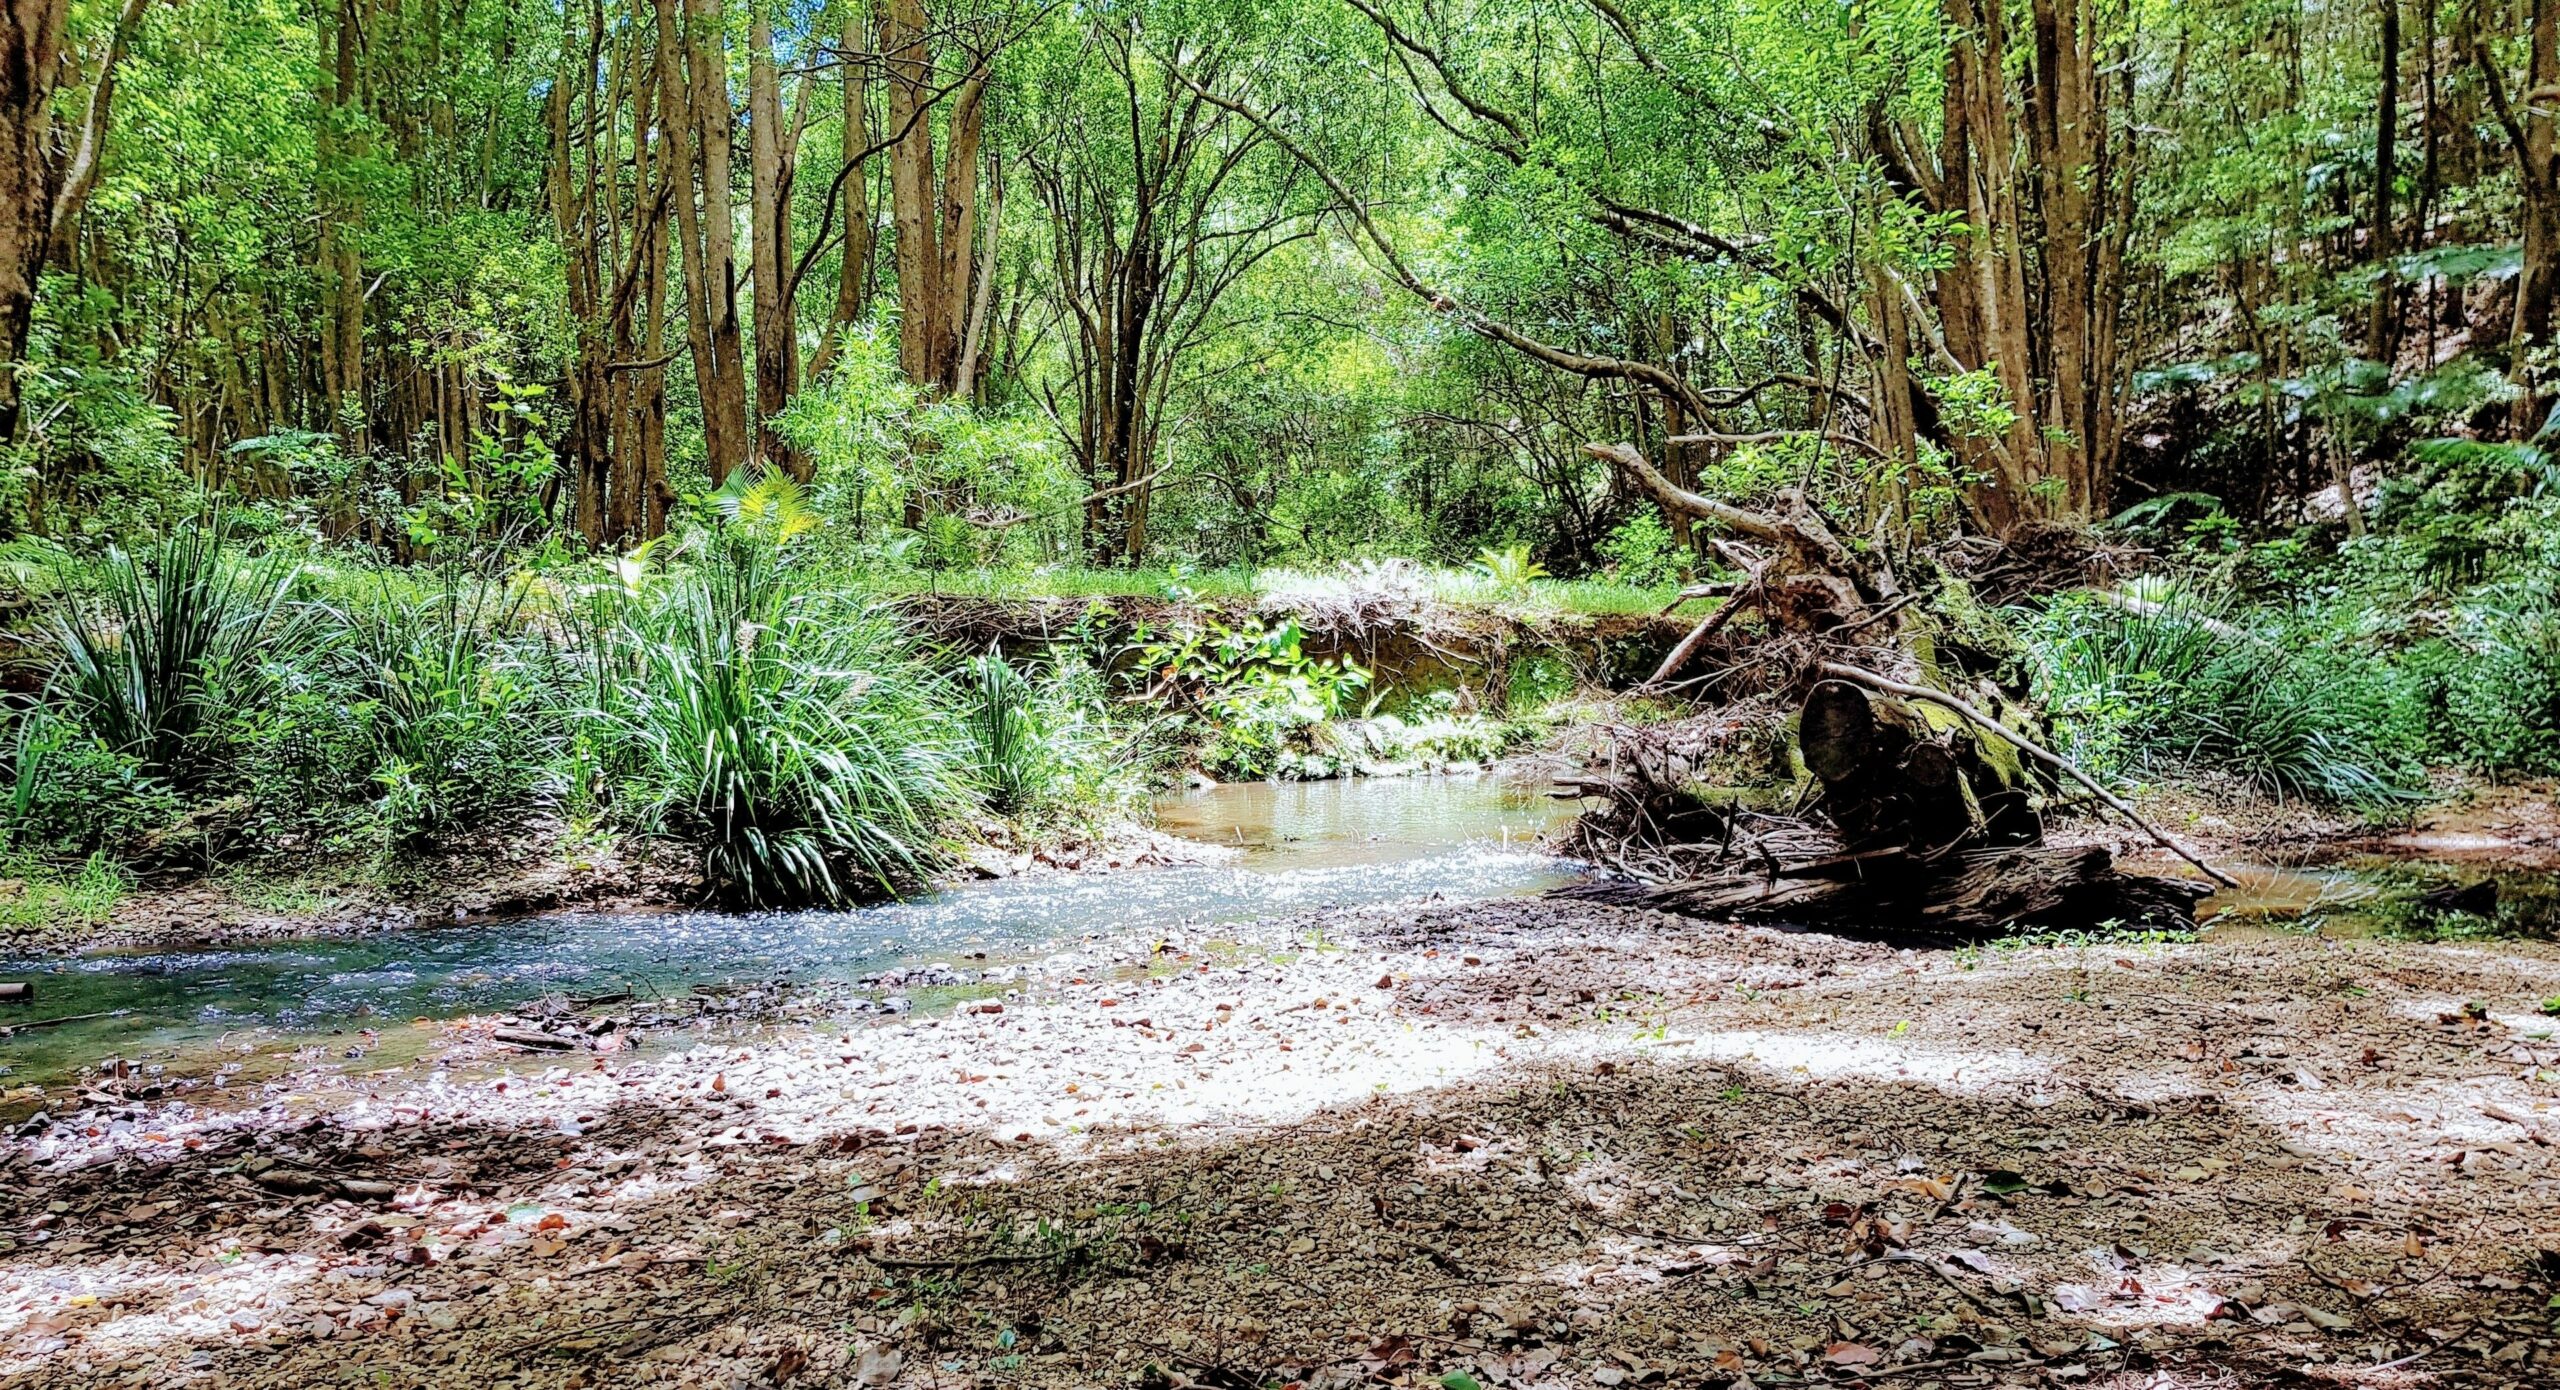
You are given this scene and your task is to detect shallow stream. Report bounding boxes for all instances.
[5,777,2554,1098]
[0,777,1572,1091]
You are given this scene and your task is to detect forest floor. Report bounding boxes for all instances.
[3,887,2558,1389]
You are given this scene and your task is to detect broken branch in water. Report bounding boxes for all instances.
[0,1007,128,1034]
[1815,660,2240,888]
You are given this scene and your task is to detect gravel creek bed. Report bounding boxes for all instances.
[3,894,2559,1389]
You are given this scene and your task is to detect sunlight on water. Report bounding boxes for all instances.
[0,778,1575,1086]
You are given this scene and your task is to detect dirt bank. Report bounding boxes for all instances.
[4,893,2556,1389]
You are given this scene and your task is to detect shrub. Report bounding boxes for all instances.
[1596,510,1687,587]
[959,646,1146,821]
[2023,590,2426,806]
[596,542,971,906]
[1135,616,1370,778]
[0,707,178,856]
[329,578,562,844]
[45,522,306,785]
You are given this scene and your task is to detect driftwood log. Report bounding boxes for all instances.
[1554,444,2225,940]
[1800,679,2041,852]
[1565,844,2208,945]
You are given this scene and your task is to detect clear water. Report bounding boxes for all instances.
[2198,857,2560,942]
[0,777,1573,1090]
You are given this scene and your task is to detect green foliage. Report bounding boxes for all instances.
[1470,544,1548,593]
[0,707,178,857]
[1292,691,1529,778]
[1134,616,1370,778]
[45,522,306,786]
[1595,511,1687,589]
[1504,650,1577,714]
[0,852,127,935]
[778,323,1072,566]
[590,539,972,906]
[2023,589,2426,807]
[330,578,561,844]
[959,647,1147,823]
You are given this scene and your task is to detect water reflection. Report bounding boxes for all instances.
[0,777,1574,1084]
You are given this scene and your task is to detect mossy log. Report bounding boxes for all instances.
[1799,678,2041,853]
[1565,843,2207,943]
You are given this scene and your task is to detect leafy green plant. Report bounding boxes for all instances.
[1134,616,1370,778]
[596,539,970,905]
[1470,543,1548,592]
[46,522,307,785]
[2023,588,2424,806]
[1596,510,1687,588]
[330,576,561,844]
[957,646,1145,821]
[962,646,1044,815]
[0,706,177,856]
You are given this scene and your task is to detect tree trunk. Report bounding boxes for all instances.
[661,0,750,485]
[1570,843,2206,944]
[883,0,985,398]
[806,0,875,383]
[2368,0,2401,359]
[320,0,369,460]
[0,0,69,443]
[2499,0,2559,436]
[747,0,807,480]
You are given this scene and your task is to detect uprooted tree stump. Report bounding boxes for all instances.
[1554,441,2223,941]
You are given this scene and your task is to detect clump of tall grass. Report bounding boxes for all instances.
[959,646,1145,822]
[588,538,971,907]
[326,576,563,844]
[2023,588,2426,807]
[44,521,306,783]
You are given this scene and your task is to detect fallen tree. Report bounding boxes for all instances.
[1554,443,2219,941]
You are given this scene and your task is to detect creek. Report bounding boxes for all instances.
[0,777,1573,1093]
[4,777,2551,1098]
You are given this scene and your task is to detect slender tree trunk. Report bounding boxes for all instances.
[747,0,807,479]
[0,0,69,444]
[2508,0,2559,349]
[884,0,944,393]
[807,0,874,382]
[2368,0,2401,358]
[320,0,369,460]
[661,0,750,484]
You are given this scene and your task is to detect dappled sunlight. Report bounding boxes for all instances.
[6,901,2558,1386]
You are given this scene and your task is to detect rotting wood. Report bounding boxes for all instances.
[1817,660,2239,888]
[492,1026,581,1051]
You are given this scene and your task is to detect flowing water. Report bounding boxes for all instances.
[6,776,2551,1098]
[0,777,1574,1092]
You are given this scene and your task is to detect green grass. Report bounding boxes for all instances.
[46,521,308,783]
[592,543,976,906]
[0,853,126,934]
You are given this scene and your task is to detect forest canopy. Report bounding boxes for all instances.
[0,0,2546,572]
